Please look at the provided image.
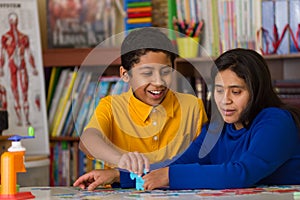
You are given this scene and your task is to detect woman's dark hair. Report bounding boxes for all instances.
[210,48,300,129]
[120,27,177,72]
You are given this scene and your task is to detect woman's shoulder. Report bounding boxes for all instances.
[255,107,295,125]
[259,107,292,117]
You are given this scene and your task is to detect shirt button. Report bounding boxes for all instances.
[153,121,157,126]
[152,109,156,113]
[153,136,158,141]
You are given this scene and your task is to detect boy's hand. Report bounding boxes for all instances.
[118,151,150,176]
[73,169,120,191]
[143,167,169,190]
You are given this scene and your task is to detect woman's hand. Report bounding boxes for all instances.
[118,151,150,176]
[143,167,169,190]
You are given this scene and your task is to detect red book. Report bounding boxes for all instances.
[128,12,152,18]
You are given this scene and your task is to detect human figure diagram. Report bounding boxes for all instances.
[0,12,38,126]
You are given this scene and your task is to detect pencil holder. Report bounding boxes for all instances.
[176,37,199,58]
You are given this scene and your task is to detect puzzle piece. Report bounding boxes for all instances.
[130,169,148,191]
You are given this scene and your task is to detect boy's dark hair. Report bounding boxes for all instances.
[211,48,300,130]
[121,27,177,72]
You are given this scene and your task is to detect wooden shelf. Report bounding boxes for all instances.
[43,47,300,67]
[42,48,300,80]
[263,53,300,60]
[49,136,79,142]
[42,48,121,67]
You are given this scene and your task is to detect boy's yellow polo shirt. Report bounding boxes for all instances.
[85,89,207,164]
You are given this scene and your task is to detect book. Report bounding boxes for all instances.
[127,17,152,24]
[127,1,151,7]
[275,0,289,54]
[261,0,276,54]
[211,0,221,56]
[70,141,79,184]
[197,0,213,56]
[95,78,115,105]
[49,142,55,186]
[46,67,61,110]
[74,81,97,137]
[48,69,71,128]
[61,141,70,186]
[54,98,71,137]
[128,12,152,18]
[51,70,78,137]
[46,0,106,48]
[289,0,300,53]
[78,148,87,176]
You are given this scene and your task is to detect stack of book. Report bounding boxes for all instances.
[50,140,103,186]
[47,68,129,138]
[124,0,152,31]
[273,79,300,108]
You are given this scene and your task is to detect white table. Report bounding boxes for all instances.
[16,186,300,200]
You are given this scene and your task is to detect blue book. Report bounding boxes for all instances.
[95,80,111,106]
[78,150,86,176]
[74,81,96,136]
[111,79,125,95]
[126,0,151,2]
[126,23,152,30]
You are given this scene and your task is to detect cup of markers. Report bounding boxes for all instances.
[174,19,204,58]
[177,37,199,58]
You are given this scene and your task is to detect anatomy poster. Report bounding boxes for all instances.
[0,0,49,156]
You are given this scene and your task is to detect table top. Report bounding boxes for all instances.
[17,185,300,200]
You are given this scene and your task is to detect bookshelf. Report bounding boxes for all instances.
[43,49,300,121]
[43,49,300,80]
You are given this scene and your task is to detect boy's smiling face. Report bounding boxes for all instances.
[121,51,173,106]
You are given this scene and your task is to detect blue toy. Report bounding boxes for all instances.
[130,169,148,191]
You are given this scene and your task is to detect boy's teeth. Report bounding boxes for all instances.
[151,90,161,94]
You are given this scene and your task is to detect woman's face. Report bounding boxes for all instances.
[214,69,250,130]
[121,51,173,106]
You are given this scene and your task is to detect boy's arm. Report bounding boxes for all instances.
[80,128,149,175]
[78,139,94,159]
[80,127,122,166]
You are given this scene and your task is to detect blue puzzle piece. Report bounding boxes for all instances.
[130,169,148,190]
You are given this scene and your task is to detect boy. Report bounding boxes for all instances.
[74,27,208,190]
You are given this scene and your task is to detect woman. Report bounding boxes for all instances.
[142,48,300,190]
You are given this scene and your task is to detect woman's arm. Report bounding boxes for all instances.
[168,109,299,189]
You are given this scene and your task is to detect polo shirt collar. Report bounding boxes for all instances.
[128,89,175,122]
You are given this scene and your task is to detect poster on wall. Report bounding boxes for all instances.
[0,0,49,156]
[46,0,107,48]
